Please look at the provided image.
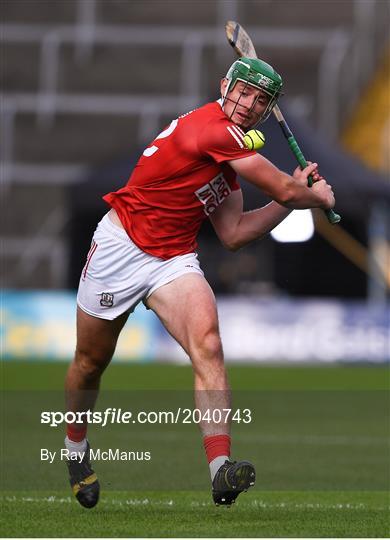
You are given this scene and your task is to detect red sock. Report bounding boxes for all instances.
[66,422,87,442]
[203,434,231,463]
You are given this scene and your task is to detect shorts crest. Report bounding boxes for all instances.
[100,292,114,307]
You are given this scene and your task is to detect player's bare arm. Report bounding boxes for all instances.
[229,153,335,210]
[210,189,291,251]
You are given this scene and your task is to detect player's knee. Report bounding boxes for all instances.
[191,330,227,388]
[193,328,223,363]
[205,331,224,362]
[74,346,111,381]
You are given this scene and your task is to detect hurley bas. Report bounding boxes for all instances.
[41,448,151,463]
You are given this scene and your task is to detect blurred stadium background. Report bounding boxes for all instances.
[1,0,389,364]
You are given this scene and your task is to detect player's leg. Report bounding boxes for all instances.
[146,273,229,401]
[64,306,129,508]
[65,306,129,435]
[146,273,255,505]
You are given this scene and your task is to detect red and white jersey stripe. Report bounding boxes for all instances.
[226,125,246,148]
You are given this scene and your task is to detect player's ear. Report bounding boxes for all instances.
[220,78,229,98]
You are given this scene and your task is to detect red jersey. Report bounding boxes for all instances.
[103,101,255,259]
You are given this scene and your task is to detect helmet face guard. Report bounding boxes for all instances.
[223,57,283,125]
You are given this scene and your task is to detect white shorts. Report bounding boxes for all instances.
[77,213,204,320]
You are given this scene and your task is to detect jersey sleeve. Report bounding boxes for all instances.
[221,162,241,192]
[197,118,257,164]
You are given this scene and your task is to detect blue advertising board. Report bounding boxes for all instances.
[1,291,163,362]
[1,291,389,362]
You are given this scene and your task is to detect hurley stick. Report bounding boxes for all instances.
[225,21,341,224]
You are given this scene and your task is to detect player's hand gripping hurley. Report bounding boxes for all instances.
[226,21,341,224]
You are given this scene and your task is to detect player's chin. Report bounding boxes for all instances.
[247,115,262,130]
[233,116,253,131]
[235,115,259,131]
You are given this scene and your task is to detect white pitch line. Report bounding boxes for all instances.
[190,500,389,510]
[1,495,174,506]
[3,495,72,504]
[1,495,388,511]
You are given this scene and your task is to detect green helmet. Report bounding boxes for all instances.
[224,57,283,122]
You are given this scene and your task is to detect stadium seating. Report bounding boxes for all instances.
[1,0,388,288]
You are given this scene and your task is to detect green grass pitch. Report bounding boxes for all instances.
[1,362,389,537]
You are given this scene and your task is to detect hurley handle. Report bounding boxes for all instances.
[287,137,341,224]
[273,105,341,225]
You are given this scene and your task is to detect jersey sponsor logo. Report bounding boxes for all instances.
[195,173,231,216]
[226,125,246,148]
[100,292,114,307]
